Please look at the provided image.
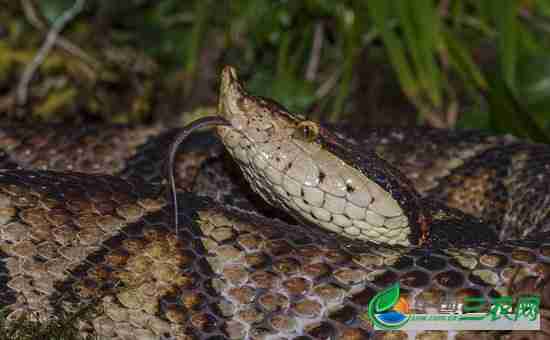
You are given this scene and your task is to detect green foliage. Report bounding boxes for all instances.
[0,305,99,340]
[2,0,550,141]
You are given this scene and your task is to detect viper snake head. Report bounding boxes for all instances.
[216,66,445,246]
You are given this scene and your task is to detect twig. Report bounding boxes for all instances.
[20,0,46,30]
[17,0,86,109]
[21,0,99,68]
[315,68,341,99]
[305,22,324,82]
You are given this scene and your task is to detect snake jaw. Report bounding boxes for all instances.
[215,67,420,246]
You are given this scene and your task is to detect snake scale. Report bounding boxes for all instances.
[0,67,549,340]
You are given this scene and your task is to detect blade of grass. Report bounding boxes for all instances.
[441,28,487,90]
[411,0,442,107]
[450,0,465,30]
[183,0,211,95]
[396,0,442,107]
[395,1,427,96]
[485,72,550,143]
[331,39,353,119]
[288,25,311,76]
[275,31,291,80]
[491,0,519,89]
[366,0,417,100]
[331,5,362,119]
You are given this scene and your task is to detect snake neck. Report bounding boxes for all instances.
[323,126,500,247]
[318,126,430,245]
[319,127,472,247]
[216,66,497,248]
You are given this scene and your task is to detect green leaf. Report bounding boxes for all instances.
[441,28,487,90]
[517,55,550,107]
[485,71,550,143]
[185,0,211,77]
[456,110,491,131]
[367,1,417,99]
[535,0,550,20]
[491,0,519,89]
[373,283,401,313]
[516,54,550,128]
[410,0,442,107]
[450,0,465,29]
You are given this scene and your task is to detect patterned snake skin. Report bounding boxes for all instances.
[0,106,550,338]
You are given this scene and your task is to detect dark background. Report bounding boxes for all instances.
[2,0,550,142]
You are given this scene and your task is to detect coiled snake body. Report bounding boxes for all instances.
[0,68,549,340]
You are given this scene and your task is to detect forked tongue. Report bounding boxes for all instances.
[166,67,242,234]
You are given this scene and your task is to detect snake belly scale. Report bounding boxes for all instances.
[0,67,547,340]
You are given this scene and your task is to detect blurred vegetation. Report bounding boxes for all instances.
[1,0,550,141]
[0,304,99,340]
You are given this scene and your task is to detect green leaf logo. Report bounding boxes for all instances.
[374,283,400,313]
[368,283,410,330]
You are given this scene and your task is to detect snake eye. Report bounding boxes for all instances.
[293,121,319,142]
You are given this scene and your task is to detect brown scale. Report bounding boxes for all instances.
[0,170,165,324]
[354,127,517,195]
[0,124,162,174]
[68,224,214,339]
[0,124,224,193]
[1,180,545,340]
[429,144,550,240]
[439,168,505,219]
[122,128,225,191]
[190,201,550,340]
[0,123,549,340]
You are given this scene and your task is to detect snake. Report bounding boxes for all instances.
[0,66,548,340]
